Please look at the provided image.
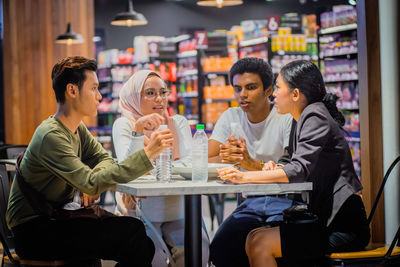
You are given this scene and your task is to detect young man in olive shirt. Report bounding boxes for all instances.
[6,56,172,266]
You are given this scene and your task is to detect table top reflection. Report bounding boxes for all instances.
[117,175,312,197]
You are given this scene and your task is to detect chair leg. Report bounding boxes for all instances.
[215,194,225,225]
[208,195,216,231]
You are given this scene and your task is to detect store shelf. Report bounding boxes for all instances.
[186,114,199,120]
[87,126,113,134]
[111,63,135,67]
[99,78,112,83]
[339,108,359,111]
[98,65,113,70]
[177,69,198,77]
[204,98,235,104]
[273,51,318,60]
[179,91,198,98]
[203,71,229,75]
[308,37,332,43]
[324,78,358,83]
[320,23,357,34]
[239,36,268,47]
[177,50,198,58]
[345,131,360,142]
[321,50,358,58]
[96,135,112,143]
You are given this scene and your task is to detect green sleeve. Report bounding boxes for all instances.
[39,131,153,195]
[79,124,115,170]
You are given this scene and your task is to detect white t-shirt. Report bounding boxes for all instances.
[112,115,192,222]
[210,107,292,163]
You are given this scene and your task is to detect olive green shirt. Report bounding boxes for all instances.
[6,117,153,229]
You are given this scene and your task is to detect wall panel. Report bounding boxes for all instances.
[3,0,95,145]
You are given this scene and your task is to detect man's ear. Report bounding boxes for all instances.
[65,83,78,99]
[265,85,273,97]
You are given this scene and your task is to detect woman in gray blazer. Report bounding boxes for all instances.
[217,60,370,267]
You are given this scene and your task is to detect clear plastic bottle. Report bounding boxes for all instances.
[156,125,171,183]
[192,124,208,182]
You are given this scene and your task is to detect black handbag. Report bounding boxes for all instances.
[282,204,318,224]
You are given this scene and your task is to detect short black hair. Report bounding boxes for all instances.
[229,57,273,90]
[51,56,97,104]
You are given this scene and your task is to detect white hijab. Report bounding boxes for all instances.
[119,70,180,160]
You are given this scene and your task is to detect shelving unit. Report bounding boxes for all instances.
[176,32,237,134]
[318,22,360,177]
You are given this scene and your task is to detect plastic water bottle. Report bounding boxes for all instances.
[156,125,171,183]
[192,124,208,182]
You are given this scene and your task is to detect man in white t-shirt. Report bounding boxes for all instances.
[209,58,294,267]
[209,59,292,170]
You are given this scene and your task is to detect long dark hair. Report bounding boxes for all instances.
[280,60,345,127]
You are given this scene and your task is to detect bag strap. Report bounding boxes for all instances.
[15,151,55,218]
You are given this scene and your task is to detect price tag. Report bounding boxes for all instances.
[195,31,208,49]
[148,41,159,57]
[267,15,280,32]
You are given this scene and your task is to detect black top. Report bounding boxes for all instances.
[282,102,362,226]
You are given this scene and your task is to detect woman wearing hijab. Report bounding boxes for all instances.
[112,70,209,267]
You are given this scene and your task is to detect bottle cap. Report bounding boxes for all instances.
[159,125,168,130]
[196,124,205,130]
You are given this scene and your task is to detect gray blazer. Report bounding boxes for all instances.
[282,102,362,226]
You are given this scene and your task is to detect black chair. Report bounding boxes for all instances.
[0,161,101,267]
[327,155,400,266]
[0,145,27,160]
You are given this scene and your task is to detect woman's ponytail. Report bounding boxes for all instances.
[322,93,345,127]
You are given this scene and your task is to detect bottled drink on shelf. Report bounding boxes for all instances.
[156,125,171,183]
[192,124,208,182]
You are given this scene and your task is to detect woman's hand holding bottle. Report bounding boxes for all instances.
[144,129,173,159]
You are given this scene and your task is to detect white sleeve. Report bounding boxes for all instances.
[174,115,193,161]
[210,109,232,144]
[112,117,144,216]
[112,117,144,163]
[282,115,293,148]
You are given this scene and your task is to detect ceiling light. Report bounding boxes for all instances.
[55,23,84,45]
[197,0,243,8]
[348,0,356,6]
[111,0,147,26]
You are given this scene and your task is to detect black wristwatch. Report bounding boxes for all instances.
[132,131,144,137]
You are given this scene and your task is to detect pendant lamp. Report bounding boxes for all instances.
[111,0,147,26]
[197,0,243,8]
[55,23,84,45]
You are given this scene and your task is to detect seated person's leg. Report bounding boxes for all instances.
[246,221,326,267]
[209,213,265,267]
[327,194,370,253]
[161,219,210,267]
[13,215,155,267]
[246,226,282,267]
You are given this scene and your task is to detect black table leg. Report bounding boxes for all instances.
[184,194,202,267]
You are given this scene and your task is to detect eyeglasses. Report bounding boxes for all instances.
[143,89,171,100]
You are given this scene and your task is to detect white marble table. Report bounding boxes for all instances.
[117,176,312,267]
[117,175,312,197]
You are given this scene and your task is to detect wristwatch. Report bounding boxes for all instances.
[132,131,144,137]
